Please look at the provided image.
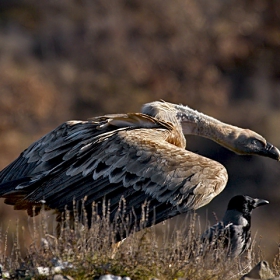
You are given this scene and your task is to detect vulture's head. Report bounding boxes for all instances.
[230,129,280,161]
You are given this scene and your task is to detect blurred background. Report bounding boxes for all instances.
[0,0,280,260]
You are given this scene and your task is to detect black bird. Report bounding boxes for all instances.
[201,195,269,258]
[0,101,278,236]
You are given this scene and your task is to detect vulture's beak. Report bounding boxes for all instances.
[261,142,280,161]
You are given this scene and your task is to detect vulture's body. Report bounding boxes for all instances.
[0,101,278,234]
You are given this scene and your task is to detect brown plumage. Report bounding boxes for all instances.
[0,101,279,233]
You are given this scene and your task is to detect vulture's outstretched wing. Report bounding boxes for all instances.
[0,113,228,225]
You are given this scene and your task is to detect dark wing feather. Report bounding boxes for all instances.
[202,221,227,243]
[0,113,228,226]
[201,222,250,257]
[228,224,251,257]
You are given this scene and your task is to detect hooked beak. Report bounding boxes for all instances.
[253,198,269,208]
[260,142,280,161]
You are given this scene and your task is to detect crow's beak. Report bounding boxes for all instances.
[253,198,269,208]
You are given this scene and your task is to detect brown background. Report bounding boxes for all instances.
[0,0,280,260]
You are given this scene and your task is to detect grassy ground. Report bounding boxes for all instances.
[0,202,279,280]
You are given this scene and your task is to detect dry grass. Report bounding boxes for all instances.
[0,200,279,280]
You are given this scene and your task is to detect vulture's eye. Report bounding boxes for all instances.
[251,139,259,145]
[251,138,265,147]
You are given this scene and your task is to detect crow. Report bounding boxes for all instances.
[201,195,269,258]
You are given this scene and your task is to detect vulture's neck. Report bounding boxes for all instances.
[144,103,243,151]
[180,108,241,150]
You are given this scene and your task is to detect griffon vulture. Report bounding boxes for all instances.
[0,101,278,236]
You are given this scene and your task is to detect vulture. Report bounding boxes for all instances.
[0,101,278,236]
[201,195,269,258]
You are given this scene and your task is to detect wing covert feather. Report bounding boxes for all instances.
[0,112,228,221]
[24,127,228,214]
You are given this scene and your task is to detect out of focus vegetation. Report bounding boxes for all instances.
[0,206,278,280]
[0,0,280,263]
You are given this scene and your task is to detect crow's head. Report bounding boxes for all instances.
[227,195,269,214]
